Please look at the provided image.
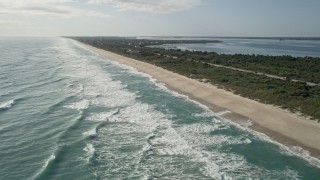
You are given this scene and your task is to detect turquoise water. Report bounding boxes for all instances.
[0,37,320,179]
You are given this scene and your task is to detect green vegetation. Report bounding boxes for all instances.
[196,53,320,84]
[70,37,320,121]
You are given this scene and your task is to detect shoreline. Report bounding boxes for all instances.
[77,41,320,158]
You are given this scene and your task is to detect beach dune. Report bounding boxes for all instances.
[79,42,320,158]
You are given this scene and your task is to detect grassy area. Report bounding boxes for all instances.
[70,37,320,121]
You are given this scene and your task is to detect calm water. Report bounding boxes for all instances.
[1,37,320,179]
[144,37,320,57]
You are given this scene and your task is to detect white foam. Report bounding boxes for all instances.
[32,150,57,179]
[202,108,320,169]
[0,99,15,110]
[193,111,216,118]
[64,99,90,110]
[98,56,212,110]
[90,105,225,178]
[66,83,74,87]
[108,103,168,133]
[84,143,95,154]
[150,123,228,179]
[83,143,96,162]
[244,138,252,144]
[43,154,55,168]
[176,123,252,147]
[78,84,84,94]
[246,119,253,127]
[61,54,137,108]
[280,144,320,168]
[171,122,302,179]
[142,144,154,156]
[70,39,102,57]
[108,104,225,178]
[147,77,211,111]
[83,127,98,137]
[222,115,320,168]
[215,110,231,116]
[89,109,119,122]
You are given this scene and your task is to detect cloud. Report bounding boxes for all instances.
[0,0,73,8]
[0,0,110,18]
[0,20,27,26]
[88,0,202,14]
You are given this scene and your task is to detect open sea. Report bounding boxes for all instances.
[1,37,320,180]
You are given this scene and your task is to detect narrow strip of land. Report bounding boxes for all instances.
[154,52,318,86]
[77,41,320,158]
[202,62,318,86]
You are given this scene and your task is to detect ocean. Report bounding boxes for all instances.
[0,37,320,179]
[144,37,320,57]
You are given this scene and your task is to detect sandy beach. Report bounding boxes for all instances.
[79,42,320,158]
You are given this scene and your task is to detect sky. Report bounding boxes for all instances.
[0,0,320,37]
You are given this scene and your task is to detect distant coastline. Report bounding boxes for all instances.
[74,39,320,159]
[142,36,320,57]
[137,36,320,41]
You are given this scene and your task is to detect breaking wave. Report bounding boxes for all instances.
[83,143,96,163]
[64,99,90,110]
[33,151,57,180]
[0,99,15,110]
[83,127,98,138]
